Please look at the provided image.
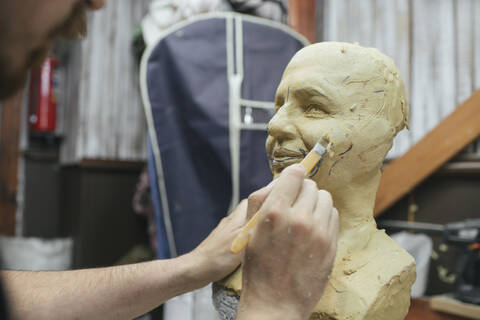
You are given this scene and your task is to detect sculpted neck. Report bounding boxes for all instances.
[333,171,380,227]
[329,169,381,254]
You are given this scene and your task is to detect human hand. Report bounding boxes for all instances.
[237,164,339,320]
[189,200,248,284]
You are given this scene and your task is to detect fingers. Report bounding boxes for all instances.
[263,164,306,209]
[312,191,339,258]
[324,207,339,263]
[247,180,276,220]
[228,199,248,227]
[314,190,334,222]
[329,207,339,240]
[292,179,318,215]
[313,190,337,238]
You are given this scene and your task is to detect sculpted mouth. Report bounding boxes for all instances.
[269,147,307,172]
[273,147,305,158]
[270,157,303,172]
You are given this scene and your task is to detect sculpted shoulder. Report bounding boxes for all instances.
[312,229,416,320]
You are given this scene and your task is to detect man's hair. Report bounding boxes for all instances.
[55,2,88,40]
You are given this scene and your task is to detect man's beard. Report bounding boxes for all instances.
[0,69,26,100]
[53,2,88,40]
[0,3,87,100]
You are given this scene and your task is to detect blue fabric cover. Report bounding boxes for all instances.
[145,16,305,258]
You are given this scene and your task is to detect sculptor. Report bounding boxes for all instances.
[214,42,416,320]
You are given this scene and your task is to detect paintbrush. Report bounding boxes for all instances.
[230,141,328,254]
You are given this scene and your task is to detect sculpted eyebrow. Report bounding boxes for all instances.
[294,87,333,104]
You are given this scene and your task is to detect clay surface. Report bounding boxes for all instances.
[215,42,416,320]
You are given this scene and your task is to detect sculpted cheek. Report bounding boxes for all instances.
[354,119,393,167]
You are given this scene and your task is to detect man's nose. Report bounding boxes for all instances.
[84,0,106,10]
[267,103,297,141]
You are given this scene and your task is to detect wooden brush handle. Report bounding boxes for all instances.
[230,148,322,253]
[230,211,260,253]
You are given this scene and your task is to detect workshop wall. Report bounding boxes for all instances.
[61,0,480,163]
[320,0,480,159]
[60,0,150,163]
[322,0,480,298]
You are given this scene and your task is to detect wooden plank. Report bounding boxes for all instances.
[410,0,431,144]
[323,0,412,158]
[374,90,480,216]
[60,0,149,163]
[406,299,472,320]
[455,0,474,105]
[322,0,343,41]
[411,0,456,146]
[474,0,480,154]
[455,0,475,154]
[0,92,23,235]
[120,0,149,160]
[324,0,376,45]
[347,0,375,46]
[430,296,480,320]
[374,0,411,158]
[436,0,456,119]
[289,0,317,42]
[475,0,480,91]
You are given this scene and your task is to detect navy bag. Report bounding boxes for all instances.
[140,13,308,258]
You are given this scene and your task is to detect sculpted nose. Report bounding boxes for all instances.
[267,104,297,142]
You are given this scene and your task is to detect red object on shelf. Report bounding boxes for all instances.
[28,57,58,133]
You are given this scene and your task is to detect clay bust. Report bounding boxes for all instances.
[214,42,416,320]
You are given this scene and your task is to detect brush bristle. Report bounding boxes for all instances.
[312,142,327,156]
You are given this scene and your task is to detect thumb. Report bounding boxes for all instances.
[228,199,248,227]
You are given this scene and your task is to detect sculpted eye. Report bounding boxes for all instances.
[274,94,286,111]
[274,100,284,112]
[304,104,328,116]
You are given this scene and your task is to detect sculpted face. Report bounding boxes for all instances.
[266,42,408,193]
[216,43,415,320]
[216,43,416,320]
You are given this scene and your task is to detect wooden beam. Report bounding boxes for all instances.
[374,90,480,216]
[0,92,23,235]
[288,0,317,43]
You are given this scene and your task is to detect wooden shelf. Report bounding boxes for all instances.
[375,90,480,216]
[407,298,477,320]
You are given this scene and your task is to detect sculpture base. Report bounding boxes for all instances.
[212,284,240,320]
[214,230,416,320]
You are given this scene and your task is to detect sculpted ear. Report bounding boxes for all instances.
[395,85,410,133]
[388,74,410,135]
[402,99,410,131]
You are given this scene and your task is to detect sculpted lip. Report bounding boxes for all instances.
[273,147,305,158]
[270,157,303,172]
[269,147,306,172]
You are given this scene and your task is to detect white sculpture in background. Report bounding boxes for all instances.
[143,4,289,319]
[215,42,416,320]
[141,0,284,46]
[142,0,226,46]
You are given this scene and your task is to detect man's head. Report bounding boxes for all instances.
[266,42,409,191]
[0,0,106,99]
